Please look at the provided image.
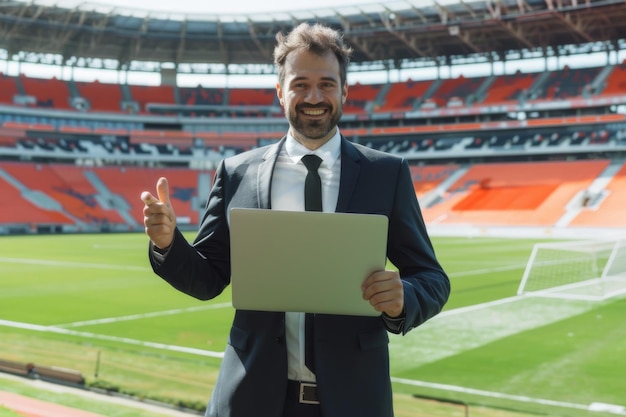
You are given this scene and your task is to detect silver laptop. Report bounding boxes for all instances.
[229,208,388,316]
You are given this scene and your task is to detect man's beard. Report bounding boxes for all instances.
[287,104,342,141]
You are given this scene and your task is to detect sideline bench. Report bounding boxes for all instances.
[32,365,86,386]
[0,359,33,376]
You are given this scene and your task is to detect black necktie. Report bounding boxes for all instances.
[301,154,323,212]
[301,154,322,373]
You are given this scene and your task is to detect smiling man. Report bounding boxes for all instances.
[141,22,450,417]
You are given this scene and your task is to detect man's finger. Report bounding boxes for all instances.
[141,191,159,206]
[156,177,171,207]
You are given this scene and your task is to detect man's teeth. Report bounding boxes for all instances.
[303,109,325,116]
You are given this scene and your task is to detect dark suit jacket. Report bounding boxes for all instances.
[150,136,450,417]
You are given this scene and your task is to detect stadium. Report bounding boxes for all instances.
[0,0,625,416]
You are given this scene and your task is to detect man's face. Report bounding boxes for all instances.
[276,49,348,149]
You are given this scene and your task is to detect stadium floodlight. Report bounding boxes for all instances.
[517,239,626,301]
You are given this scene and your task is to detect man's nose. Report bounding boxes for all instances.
[305,87,323,103]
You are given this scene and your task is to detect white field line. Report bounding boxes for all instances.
[391,377,626,415]
[54,303,233,328]
[446,263,528,278]
[0,318,224,359]
[388,295,597,372]
[0,257,149,271]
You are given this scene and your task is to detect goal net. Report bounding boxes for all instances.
[517,239,626,301]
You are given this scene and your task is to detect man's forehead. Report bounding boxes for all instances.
[284,50,340,80]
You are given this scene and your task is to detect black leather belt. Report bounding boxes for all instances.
[287,380,320,405]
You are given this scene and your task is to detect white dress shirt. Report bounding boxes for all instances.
[271,130,342,382]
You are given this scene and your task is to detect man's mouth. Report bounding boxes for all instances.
[301,108,327,117]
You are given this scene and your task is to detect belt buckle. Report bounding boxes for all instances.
[299,382,319,405]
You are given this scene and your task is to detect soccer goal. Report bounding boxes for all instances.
[517,239,626,301]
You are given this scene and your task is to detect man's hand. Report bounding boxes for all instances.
[362,270,404,318]
[141,177,176,251]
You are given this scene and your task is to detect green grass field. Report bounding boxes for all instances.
[0,233,625,417]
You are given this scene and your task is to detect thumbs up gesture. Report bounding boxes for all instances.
[141,177,176,251]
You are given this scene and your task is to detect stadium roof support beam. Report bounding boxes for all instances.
[55,9,87,49]
[498,21,536,50]
[2,3,42,39]
[88,12,112,52]
[554,12,594,44]
[247,20,271,62]
[449,27,482,54]
[338,17,379,62]
[216,20,230,65]
[380,15,430,58]
[175,19,187,64]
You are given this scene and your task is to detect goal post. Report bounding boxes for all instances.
[517,239,626,301]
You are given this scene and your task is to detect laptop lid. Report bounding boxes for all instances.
[229,208,388,316]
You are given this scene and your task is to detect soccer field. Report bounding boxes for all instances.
[0,233,624,417]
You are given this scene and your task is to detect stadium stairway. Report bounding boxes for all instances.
[557,159,626,227]
[419,164,471,208]
[83,171,138,226]
[0,166,80,225]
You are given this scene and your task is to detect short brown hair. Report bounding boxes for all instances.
[273,22,353,87]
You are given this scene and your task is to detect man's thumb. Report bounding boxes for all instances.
[156,177,171,206]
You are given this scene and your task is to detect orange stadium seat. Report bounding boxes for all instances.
[0,163,73,225]
[411,164,460,197]
[569,162,626,227]
[0,162,125,225]
[344,82,383,114]
[128,84,176,113]
[529,66,602,101]
[376,80,432,113]
[228,88,276,106]
[0,73,19,105]
[75,80,124,112]
[599,61,626,97]
[429,75,486,107]
[422,160,611,226]
[481,71,539,105]
[19,75,72,110]
[95,166,206,226]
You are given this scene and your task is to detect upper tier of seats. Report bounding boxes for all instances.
[2,62,625,115]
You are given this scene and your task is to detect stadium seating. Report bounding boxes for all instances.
[1,162,124,225]
[2,66,626,232]
[75,80,125,112]
[599,62,626,96]
[129,84,176,114]
[344,82,383,113]
[19,75,72,110]
[428,75,487,107]
[375,79,432,112]
[481,71,538,105]
[569,162,626,227]
[421,160,613,226]
[0,73,19,105]
[95,166,205,226]
[527,66,602,101]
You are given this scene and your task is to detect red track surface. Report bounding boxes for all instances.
[0,391,105,417]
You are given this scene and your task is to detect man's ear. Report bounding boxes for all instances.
[276,82,284,106]
[342,81,348,104]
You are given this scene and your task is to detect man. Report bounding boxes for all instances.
[142,22,450,417]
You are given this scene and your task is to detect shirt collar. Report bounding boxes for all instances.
[285,129,341,168]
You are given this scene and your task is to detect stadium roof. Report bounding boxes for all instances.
[1,0,626,74]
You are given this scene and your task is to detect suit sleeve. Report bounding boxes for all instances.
[386,159,450,335]
[148,160,231,301]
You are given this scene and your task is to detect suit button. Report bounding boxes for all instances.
[275,337,282,343]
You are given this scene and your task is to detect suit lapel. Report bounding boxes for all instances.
[257,138,286,209]
[335,137,361,213]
